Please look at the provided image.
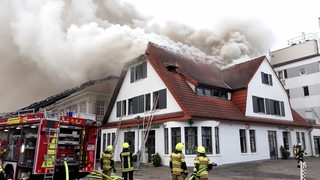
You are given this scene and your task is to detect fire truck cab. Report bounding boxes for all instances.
[0,110,97,180]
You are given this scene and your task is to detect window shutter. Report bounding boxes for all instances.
[252,96,258,113]
[142,61,147,78]
[269,74,273,85]
[116,101,121,117]
[133,96,138,114]
[138,95,144,113]
[265,98,271,114]
[130,67,134,83]
[280,101,285,116]
[159,89,167,109]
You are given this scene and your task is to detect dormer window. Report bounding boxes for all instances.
[196,86,230,100]
[261,72,273,86]
[130,61,147,83]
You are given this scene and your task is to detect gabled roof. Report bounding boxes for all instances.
[102,42,311,128]
[223,57,265,89]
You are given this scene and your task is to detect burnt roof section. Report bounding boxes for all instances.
[18,75,119,113]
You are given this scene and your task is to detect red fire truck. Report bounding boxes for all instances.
[0,110,97,180]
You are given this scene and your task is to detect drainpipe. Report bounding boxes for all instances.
[308,128,314,156]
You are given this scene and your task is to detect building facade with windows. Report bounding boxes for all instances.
[270,37,320,156]
[101,42,311,166]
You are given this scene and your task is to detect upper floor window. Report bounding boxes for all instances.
[130,61,147,83]
[303,86,309,96]
[153,89,167,110]
[252,96,285,116]
[196,86,229,100]
[96,100,105,115]
[80,101,86,113]
[277,70,287,79]
[116,100,126,117]
[261,72,273,86]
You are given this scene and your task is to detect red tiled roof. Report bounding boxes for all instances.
[223,57,265,89]
[144,42,311,128]
[102,42,311,128]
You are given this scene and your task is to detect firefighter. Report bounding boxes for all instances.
[120,142,134,180]
[101,145,116,180]
[170,142,188,180]
[296,143,304,168]
[191,146,215,180]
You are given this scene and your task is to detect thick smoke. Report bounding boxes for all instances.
[0,0,275,112]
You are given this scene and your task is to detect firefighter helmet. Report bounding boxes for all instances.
[123,142,129,149]
[107,145,113,152]
[197,146,205,153]
[175,143,184,151]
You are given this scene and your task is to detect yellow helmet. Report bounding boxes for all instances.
[123,142,129,149]
[175,143,184,151]
[197,146,205,153]
[107,145,113,152]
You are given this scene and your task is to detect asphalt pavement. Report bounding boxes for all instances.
[84,157,320,180]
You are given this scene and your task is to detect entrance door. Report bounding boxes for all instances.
[146,130,155,162]
[268,131,278,159]
[314,136,320,155]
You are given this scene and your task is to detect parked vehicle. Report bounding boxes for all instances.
[0,110,97,180]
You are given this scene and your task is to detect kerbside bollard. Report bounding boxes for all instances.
[300,162,307,180]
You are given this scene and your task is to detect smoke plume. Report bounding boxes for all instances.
[0,0,275,112]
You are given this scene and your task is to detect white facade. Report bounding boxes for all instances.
[246,60,293,121]
[102,57,311,167]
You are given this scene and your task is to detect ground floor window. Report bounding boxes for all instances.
[185,127,197,154]
[171,127,181,152]
[215,127,220,154]
[164,128,169,154]
[239,129,247,153]
[301,132,306,149]
[202,127,212,154]
[249,130,256,153]
[124,131,135,153]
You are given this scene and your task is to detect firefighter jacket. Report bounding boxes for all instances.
[101,151,115,171]
[120,149,134,172]
[169,150,188,175]
[193,153,213,179]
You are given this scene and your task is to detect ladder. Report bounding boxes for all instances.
[136,95,159,168]
[112,116,123,153]
[43,127,59,180]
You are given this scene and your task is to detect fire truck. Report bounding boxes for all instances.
[0,110,97,180]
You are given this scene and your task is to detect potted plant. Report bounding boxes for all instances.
[151,153,161,167]
[280,146,290,159]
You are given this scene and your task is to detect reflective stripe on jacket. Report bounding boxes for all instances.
[170,152,188,175]
[120,151,134,172]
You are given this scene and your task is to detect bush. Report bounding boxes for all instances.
[280,146,290,159]
[132,154,137,162]
[152,153,161,167]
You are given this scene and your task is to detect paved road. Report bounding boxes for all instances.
[85,157,320,180]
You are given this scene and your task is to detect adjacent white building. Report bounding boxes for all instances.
[101,42,312,166]
[270,34,320,156]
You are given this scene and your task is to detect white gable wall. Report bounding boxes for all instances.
[246,59,293,121]
[108,61,182,123]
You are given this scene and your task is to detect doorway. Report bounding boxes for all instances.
[314,136,320,155]
[146,130,155,163]
[268,131,278,159]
